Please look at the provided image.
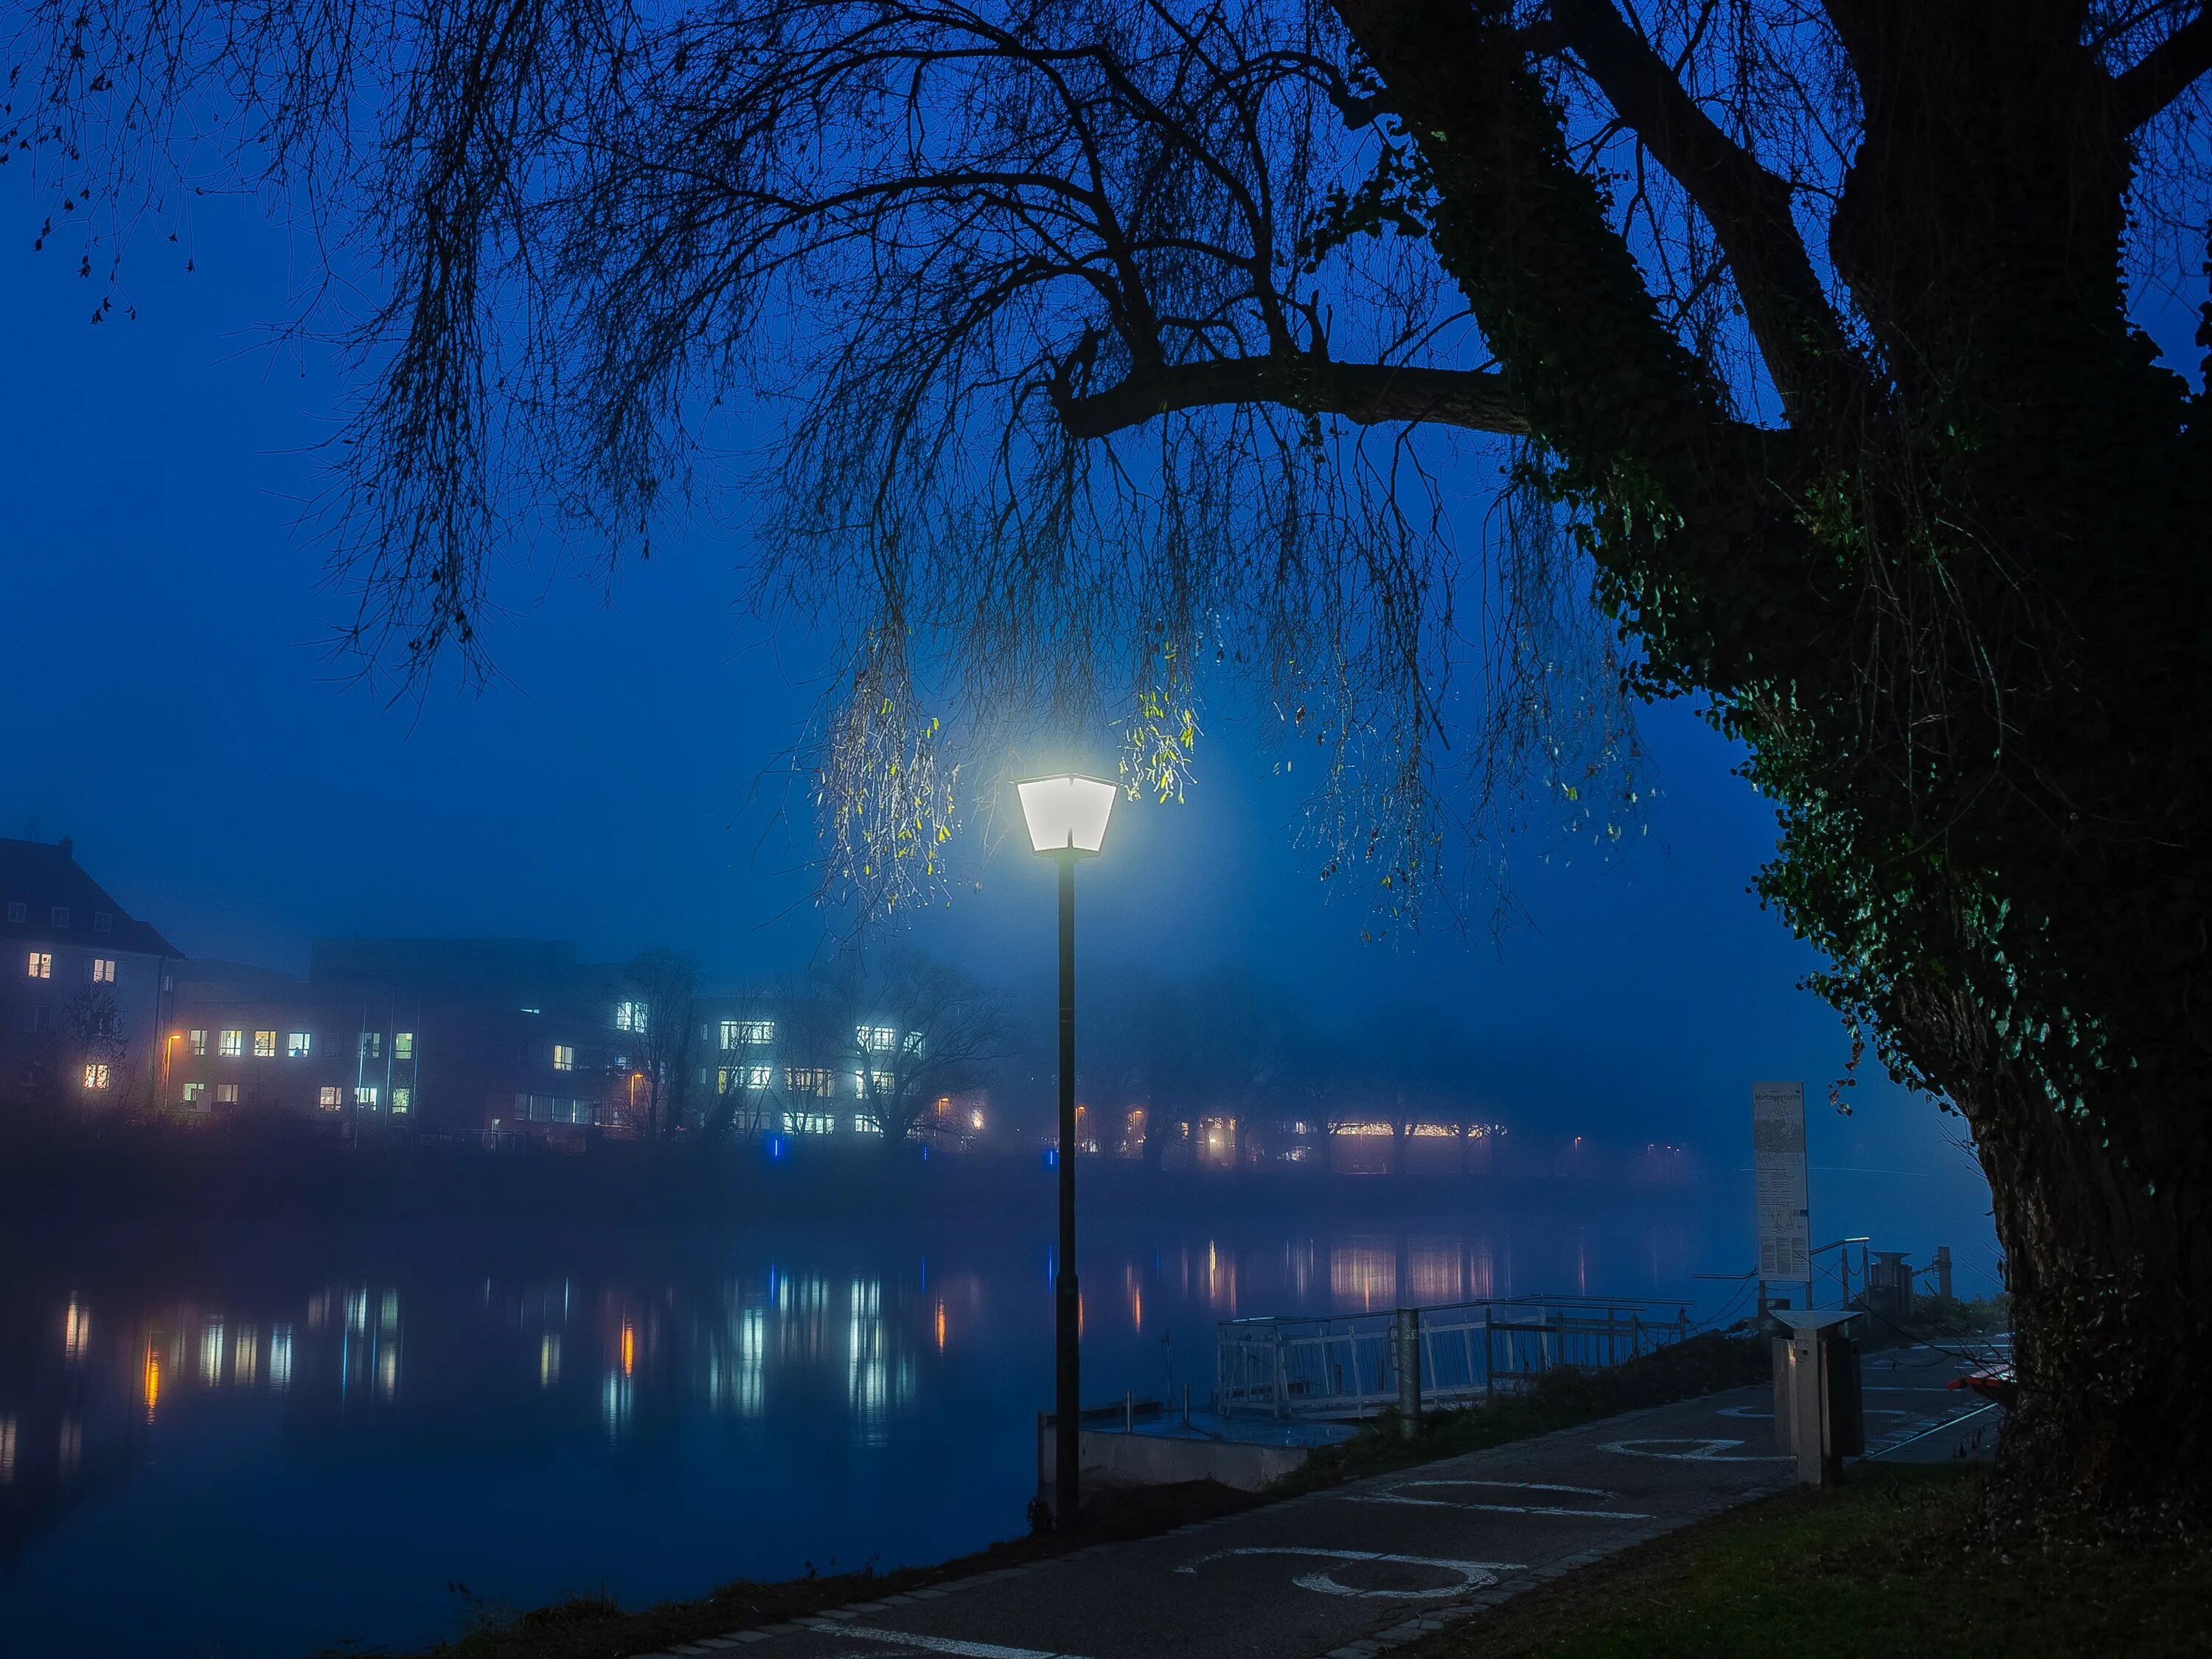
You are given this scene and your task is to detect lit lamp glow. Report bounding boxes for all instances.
[1017,775,1116,855]
[1017,771,1116,1535]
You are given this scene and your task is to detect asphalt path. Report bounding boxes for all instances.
[639,1347,1997,1659]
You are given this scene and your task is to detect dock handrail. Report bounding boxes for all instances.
[1215,1295,1693,1420]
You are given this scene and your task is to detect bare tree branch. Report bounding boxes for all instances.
[1052,355,1526,436]
[2112,4,2212,129]
[1546,0,1864,424]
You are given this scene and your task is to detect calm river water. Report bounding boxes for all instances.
[2,1185,1742,1658]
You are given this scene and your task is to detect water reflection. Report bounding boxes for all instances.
[0,1203,1715,1658]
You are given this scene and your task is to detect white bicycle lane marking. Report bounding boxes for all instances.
[1338,1478,1655,1520]
[1174,1545,1520,1599]
[1598,1436,1792,1462]
[1715,1405,1909,1420]
[795,1621,1099,1659]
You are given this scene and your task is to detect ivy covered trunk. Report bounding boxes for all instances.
[1335,1,2212,1526]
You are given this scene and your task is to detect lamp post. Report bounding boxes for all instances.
[1017,773,1117,1534]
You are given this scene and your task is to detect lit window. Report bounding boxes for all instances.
[4,902,22,923]
[82,1062,111,1090]
[360,1032,382,1060]
[49,906,69,929]
[189,1029,207,1057]
[318,1086,343,1110]
[614,1001,649,1033]
[394,1031,414,1061]
[26,951,50,979]
[183,1082,207,1107]
[218,1029,243,1057]
[720,1019,775,1049]
[392,1087,411,1115]
[553,1044,575,1072]
[91,958,116,983]
[853,1113,883,1135]
[857,1024,897,1053]
[93,911,111,933]
[785,1066,834,1097]
[782,1109,836,1135]
[252,1031,278,1058]
[287,1032,312,1059]
[215,1083,239,1104]
[355,1085,378,1107]
[747,1064,773,1089]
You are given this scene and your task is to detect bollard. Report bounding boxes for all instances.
[1394,1307,1422,1439]
[1124,1390,1134,1434]
[1774,1311,1865,1486]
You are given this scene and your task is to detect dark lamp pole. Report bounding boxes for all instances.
[1015,774,1117,1535]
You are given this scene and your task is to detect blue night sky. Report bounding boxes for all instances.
[27,177,2203,1281]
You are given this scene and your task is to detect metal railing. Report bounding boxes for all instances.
[1215,1295,1693,1420]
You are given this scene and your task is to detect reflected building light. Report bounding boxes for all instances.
[346,1290,368,1335]
[201,1322,227,1386]
[847,1279,888,1444]
[734,1307,765,1417]
[602,1371,633,1439]
[58,1418,81,1479]
[1330,1241,1397,1310]
[142,1346,161,1421]
[1409,1239,1462,1306]
[934,1299,946,1353]
[234,1326,260,1387]
[0,1415,13,1484]
[269,1325,293,1392]
[63,1298,89,1362]
[307,1291,330,1329]
[540,1334,562,1389]
[380,1290,400,1334]
[378,1343,399,1399]
[621,1322,636,1379]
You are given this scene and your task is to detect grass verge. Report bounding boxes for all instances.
[1401,1461,2212,1659]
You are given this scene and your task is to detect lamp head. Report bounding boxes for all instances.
[1016,774,1116,856]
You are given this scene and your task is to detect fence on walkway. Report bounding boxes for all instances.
[1215,1295,1693,1420]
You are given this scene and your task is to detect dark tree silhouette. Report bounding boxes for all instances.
[620,947,701,1139]
[15,0,2212,1523]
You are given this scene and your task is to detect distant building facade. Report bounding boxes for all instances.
[167,939,634,1139]
[0,837,179,1110]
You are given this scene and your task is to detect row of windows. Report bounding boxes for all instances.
[7,903,114,931]
[184,1029,416,1061]
[783,1111,883,1135]
[24,952,118,982]
[709,1020,922,1057]
[176,1081,410,1112]
[710,1065,894,1098]
[516,1092,599,1127]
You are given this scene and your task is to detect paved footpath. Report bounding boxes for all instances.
[641,1346,1998,1659]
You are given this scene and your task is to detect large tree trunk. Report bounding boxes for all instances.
[1933,1002,2212,1526]
[1335,0,2212,1526]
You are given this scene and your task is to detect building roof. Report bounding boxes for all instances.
[0,836,179,958]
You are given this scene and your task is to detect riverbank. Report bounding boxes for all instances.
[1402,1461,2212,1658]
[0,1119,1704,1248]
[361,1335,1770,1659]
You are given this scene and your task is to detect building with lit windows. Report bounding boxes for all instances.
[167,939,636,1139]
[0,837,179,1110]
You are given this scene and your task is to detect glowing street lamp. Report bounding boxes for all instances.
[1017,773,1116,1533]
